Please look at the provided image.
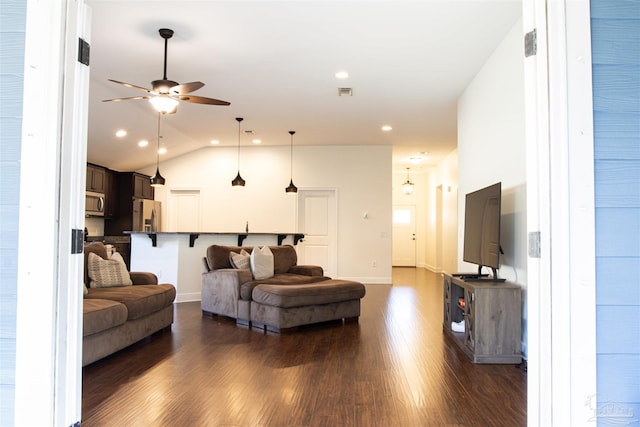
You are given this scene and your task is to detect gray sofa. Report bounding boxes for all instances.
[82,242,176,366]
[201,245,366,331]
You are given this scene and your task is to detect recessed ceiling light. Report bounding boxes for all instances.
[335,71,349,79]
[210,139,220,145]
[252,139,262,145]
[381,125,393,132]
[409,154,428,164]
[138,140,149,147]
[115,129,127,138]
[158,147,167,155]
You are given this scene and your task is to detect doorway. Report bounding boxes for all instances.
[392,205,416,266]
[168,189,201,232]
[296,189,338,279]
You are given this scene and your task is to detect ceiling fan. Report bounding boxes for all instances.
[102,28,230,113]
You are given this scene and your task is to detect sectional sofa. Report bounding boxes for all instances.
[201,244,366,332]
[82,242,176,366]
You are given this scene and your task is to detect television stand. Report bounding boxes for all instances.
[443,273,522,364]
[453,266,506,282]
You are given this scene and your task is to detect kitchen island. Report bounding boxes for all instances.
[128,232,304,302]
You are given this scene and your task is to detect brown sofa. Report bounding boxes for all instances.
[201,245,365,331]
[82,242,176,366]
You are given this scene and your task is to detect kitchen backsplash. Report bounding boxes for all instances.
[85,217,105,238]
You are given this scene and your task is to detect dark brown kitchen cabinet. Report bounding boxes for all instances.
[103,169,116,218]
[86,164,106,193]
[104,171,153,236]
[133,173,154,199]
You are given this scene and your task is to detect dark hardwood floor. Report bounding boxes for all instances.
[82,268,526,426]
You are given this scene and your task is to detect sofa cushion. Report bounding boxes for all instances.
[252,280,366,308]
[85,284,176,320]
[240,274,331,300]
[83,298,127,336]
[88,252,133,288]
[229,249,251,270]
[250,246,274,280]
[84,241,109,285]
[205,244,298,273]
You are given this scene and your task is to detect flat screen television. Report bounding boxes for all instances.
[460,182,504,281]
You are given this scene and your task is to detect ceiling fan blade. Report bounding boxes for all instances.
[177,95,230,106]
[170,81,204,95]
[102,95,151,102]
[108,79,153,93]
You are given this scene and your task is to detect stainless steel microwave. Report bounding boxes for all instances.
[85,191,105,216]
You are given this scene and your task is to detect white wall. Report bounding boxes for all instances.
[422,149,459,275]
[141,144,393,284]
[457,19,527,355]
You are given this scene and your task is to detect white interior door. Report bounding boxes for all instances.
[168,189,201,232]
[392,205,416,266]
[297,189,338,278]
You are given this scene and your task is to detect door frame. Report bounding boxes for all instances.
[15,1,90,425]
[523,0,596,425]
[18,1,599,425]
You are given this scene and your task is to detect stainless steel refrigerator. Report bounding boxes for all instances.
[132,199,161,232]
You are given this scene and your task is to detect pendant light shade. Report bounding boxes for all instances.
[402,167,414,195]
[285,130,298,193]
[232,117,246,187]
[150,113,166,187]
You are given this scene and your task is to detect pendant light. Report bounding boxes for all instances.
[285,130,298,193]
[150,113,166,187]
[231,117,246,187]
[402,167,414,195]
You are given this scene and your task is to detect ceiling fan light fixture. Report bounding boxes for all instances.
[149,95,179,114]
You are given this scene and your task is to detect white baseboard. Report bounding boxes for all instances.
[176,292,201,303]
[339,276,392,285]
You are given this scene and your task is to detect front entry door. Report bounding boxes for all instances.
[392,205,416,266]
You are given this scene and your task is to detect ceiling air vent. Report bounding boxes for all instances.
[338,87,353,97]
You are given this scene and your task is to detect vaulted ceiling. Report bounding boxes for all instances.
[86,0,521,172]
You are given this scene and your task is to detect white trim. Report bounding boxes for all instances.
[15,1,67,425]
[523,0,597,425]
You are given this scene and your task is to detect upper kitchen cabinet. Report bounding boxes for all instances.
[86,164,106,193]
[104,169,117,218]
[133,173,154,200]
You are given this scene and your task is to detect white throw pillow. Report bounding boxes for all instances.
[87,251,133,288]
[250,246,274,280]
[229,249,251,270]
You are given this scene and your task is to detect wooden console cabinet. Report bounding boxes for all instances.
[443,273,522,364]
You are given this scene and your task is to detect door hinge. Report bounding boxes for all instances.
[78,38,90,66]
[528,231,541,258]
[525,29,537,57]
[71,228,84,254]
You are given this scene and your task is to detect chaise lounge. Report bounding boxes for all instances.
[201,244,366,332]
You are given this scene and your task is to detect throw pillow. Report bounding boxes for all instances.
[87,251,133,288]
[250,246,274,280]
[229,249,251,270]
